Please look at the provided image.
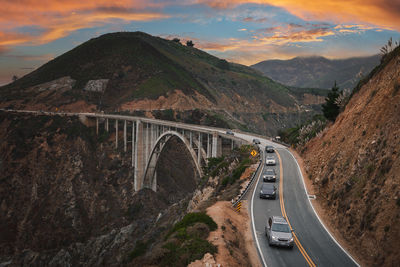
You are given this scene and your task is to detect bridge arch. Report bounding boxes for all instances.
[142,131,203,191]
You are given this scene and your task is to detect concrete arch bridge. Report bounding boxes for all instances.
[80,113,247,192]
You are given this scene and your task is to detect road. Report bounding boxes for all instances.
[230,132,358,267]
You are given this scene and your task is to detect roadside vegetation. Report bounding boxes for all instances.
[279,38,400,148]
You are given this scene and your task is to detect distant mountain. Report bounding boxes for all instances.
[251,55,380,90]
[0,32,327,135]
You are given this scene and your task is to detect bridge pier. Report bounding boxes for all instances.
[124,120,127,152]
[115,119,118,149]
[134,120,144,191]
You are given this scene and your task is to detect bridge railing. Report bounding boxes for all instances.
[232,149,263,207]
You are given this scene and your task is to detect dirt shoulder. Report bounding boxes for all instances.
[205,201,261,267]
[290,149,364,266]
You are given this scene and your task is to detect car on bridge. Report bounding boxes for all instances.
[265,145,274,153]
[259,183,277,199]
[265,216,294,248]
[263,168,276,182]
[265,156,276,166]
[226,130,234,135]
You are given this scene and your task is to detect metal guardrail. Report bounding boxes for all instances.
[232,149,263,207]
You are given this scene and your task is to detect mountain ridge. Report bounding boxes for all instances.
[251,55,380,90]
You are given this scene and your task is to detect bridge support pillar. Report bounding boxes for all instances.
[115,119,118,149]
[207,134,211,158]
[96,118,99,135]
[105,119,109,132]
[124,120,127,152]
[132,121,135,167]
[212,132,222,158]
[197,133,202,166]
[152,172,157,192]
[134,120,144,191]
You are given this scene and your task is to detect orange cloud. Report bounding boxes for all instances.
[0,1,169,48]
[197,0,400,31]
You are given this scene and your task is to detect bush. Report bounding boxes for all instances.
[169,212,217,236]
[128,240,148,261]
[161,212,218,267]
[161,238,217,267]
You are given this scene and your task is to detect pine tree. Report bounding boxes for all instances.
[322,82,341,121]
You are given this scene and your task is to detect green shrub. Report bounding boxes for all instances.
[169,213,217,235]
[128,240,148,261]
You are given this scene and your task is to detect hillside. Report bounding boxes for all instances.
[251,55,380,90]
[0,32,326,135]
[0,111,260,266]
[301,47,400,266]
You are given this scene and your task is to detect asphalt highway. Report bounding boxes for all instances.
[243,137,359,267]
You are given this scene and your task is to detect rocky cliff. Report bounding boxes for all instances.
[301,48,400,266]
[0,111,198,266]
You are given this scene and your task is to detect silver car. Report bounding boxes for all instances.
[265,156,276,166]
[265,216,294,248]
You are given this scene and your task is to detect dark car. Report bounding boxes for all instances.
[263,169,276,182]
[259,183,277,199]
[265,145,274,153]
[226,130,234,135]
[265,216,294,248]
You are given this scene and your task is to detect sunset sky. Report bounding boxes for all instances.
[1,0,400,85]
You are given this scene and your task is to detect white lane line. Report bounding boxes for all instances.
[286,150,360,267]
[250,150,268,267]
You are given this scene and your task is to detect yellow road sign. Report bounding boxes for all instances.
[251,150,257,157]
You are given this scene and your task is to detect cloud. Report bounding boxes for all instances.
[197,0,400,31]
[238,28,247,31]
[242,17,268,23]
[258,28,335,45]
[3,53,54,62]
[0,1,169,48]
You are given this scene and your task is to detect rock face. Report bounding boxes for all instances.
[302,48,400,266]
[84,79,108,92]
[0,112,197,266]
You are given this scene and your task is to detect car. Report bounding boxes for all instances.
[263,169,276,182]
[259,183,277,199]
[265,145,274,153]
[265,216,294,248]
[266,156,276,166]
[253,138,261,144]
[226,130,234,135]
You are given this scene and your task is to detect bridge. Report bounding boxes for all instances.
[81,113,248,191]
[7,110,247,192]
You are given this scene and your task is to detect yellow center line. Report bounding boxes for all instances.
[276,150,316,267]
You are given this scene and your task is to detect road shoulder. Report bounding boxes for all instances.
[289,148,363,266]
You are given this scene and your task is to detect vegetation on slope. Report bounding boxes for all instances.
[301,41,400,266]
